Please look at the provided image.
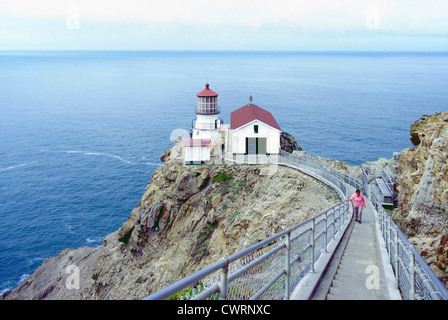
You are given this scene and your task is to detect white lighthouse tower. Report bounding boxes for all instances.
[192,83,222,141]
[182,83,223,165]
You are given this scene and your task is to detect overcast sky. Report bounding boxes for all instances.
[1,0,447,50]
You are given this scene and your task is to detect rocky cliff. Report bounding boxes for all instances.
[392,112,448,285]
[3,140,340,300]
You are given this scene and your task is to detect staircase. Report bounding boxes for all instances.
[325,201,390,300]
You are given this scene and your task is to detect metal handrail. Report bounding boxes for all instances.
[288,151,448,299]
[145,155,352,300]
[145,200,350,300]
[369,185,448,300]
[144,152,448,300]
[279,150,363,194]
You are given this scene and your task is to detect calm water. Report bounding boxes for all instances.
[0,51,447,294]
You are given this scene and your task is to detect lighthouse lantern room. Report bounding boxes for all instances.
[192,83,222,141]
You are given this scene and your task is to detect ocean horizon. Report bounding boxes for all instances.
[1,50,447,294]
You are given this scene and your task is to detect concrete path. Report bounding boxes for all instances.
[317,191,401,300]
[326,202,388,299]
[282,160,402,300]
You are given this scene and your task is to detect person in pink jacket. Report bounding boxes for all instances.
[350,189,366,223]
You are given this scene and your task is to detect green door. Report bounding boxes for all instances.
[257,138,267,154]
[246,138,267,154]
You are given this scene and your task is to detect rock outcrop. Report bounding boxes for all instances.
[392,112,448,285]
[280,131,303,153]
[3,140,340,300]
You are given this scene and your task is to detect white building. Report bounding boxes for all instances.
[229,97,281,157]
[182,138,212,165]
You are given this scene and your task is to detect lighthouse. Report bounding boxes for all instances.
[192,83,222,141]
[182,83,223,165]
[182,84,282,165]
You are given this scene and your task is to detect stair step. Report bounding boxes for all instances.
[327,285,375,300]
[325,225,377,300]
[327,277,381,300]
[333,270,366,284]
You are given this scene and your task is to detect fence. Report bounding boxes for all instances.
[279,150,363,196]
[369,189,448,300]
[144,154,352,300]
[286,151,448,300]
[145,151,448,300]
[145,201,350,300]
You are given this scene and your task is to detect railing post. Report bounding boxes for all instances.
[324,211,328,252]
[344,201,349,223]
[337,206,341,231]
[311,218,315,273]
[219,258,229,300]
[333,208,341,239]
[285,232,291,300]
[348,201,351,222]
[334,206,338,231]
[385,217,389,254]
[409,246,415,300]
[394,226,399,289]
[388,219,392,261]
[332,208,336,240]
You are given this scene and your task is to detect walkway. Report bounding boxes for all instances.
[146,155,413,301]
[310,186,401,300]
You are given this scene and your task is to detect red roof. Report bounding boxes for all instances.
[196,83,219,97]
[182,138,212,147]
[231,104,281,131]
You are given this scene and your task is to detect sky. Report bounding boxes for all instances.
[0,0,448,51]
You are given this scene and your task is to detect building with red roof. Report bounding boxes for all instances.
[231,99,281,131]
[229,97,281,156]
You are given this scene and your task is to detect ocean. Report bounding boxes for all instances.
[0,50,447,294]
